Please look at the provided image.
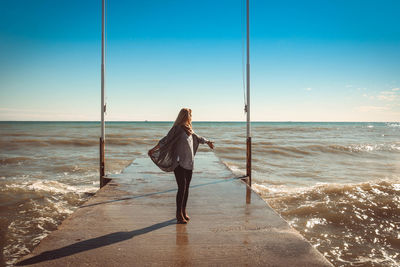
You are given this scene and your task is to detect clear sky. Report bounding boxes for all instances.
[0,0,399,121]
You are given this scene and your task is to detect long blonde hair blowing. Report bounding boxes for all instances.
[173,108,193,136]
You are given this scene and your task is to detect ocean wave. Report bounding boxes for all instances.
[253,126,333,132]
[221,162,245,176]
[0,132,51,137]
[106,133,158,140]
[0,137,156,149]
[304,144,357,154]
[4,179,98,197]
[216,143,399,161]
[1,179,98,267]
[0,157,31,165]
[304,143,400,154]
[216,145,309,158]
[253,179,400,266]
[215,146,245,153]
[48,164,94,174]
[0,138,97,148]
[263,149,302,158]
[254,145,314,156]
[387,123,400,128]
[216,154,245,161]
[255,141,275,146]
[109,138,156,145]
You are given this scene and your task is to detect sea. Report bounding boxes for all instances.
[0,121,399,267]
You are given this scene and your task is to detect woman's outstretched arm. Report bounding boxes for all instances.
[194,133,214,149]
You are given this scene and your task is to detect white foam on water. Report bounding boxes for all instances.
[348,143,400,152]
[305,218,327,229]
[221,161,245,176]
[5,179,98,196]
[387,123,400,127]
[253,176,400,267]
[2,180,99,266]
[252,183,270,194]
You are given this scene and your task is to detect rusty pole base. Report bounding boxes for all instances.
[100,137,106,188]
[246,136,252,204]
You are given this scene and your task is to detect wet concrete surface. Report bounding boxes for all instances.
[17,152,332,266]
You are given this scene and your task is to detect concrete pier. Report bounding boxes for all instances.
[17,152,332,266]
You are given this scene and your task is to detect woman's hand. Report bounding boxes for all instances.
[206,141,214,149]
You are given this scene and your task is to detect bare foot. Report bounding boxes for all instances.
[176,217,187,224]
[183,213,190,221]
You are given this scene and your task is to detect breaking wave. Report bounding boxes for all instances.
[1,179,98,266]
[253,179,400,266]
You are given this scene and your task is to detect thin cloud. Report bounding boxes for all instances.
[377,90,399,101]
[305,88,312,91]
[362,94,375,100]
[355,106,390,112]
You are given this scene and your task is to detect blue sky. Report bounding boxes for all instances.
[0,0,399,121]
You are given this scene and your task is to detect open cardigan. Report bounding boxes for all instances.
[149,125,207,172]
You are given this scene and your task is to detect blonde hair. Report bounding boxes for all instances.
[173,108,193,135]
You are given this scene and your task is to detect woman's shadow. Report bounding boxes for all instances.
[16,218,176,266]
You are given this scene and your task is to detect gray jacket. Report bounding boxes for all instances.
[149,125,208,172]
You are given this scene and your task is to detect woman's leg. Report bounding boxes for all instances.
[174,166,187,223]
[182,168,193,220]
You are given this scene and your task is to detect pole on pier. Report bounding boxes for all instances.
[100,0,106,188]
[245,0,251,204]
[100,137,105,187]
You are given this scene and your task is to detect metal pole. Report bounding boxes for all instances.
[100,0,106,188]
[245,0,252,204]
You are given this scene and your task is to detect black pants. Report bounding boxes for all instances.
[173,165,193,218]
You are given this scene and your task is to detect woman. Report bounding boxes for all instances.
[148,108,214,224]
